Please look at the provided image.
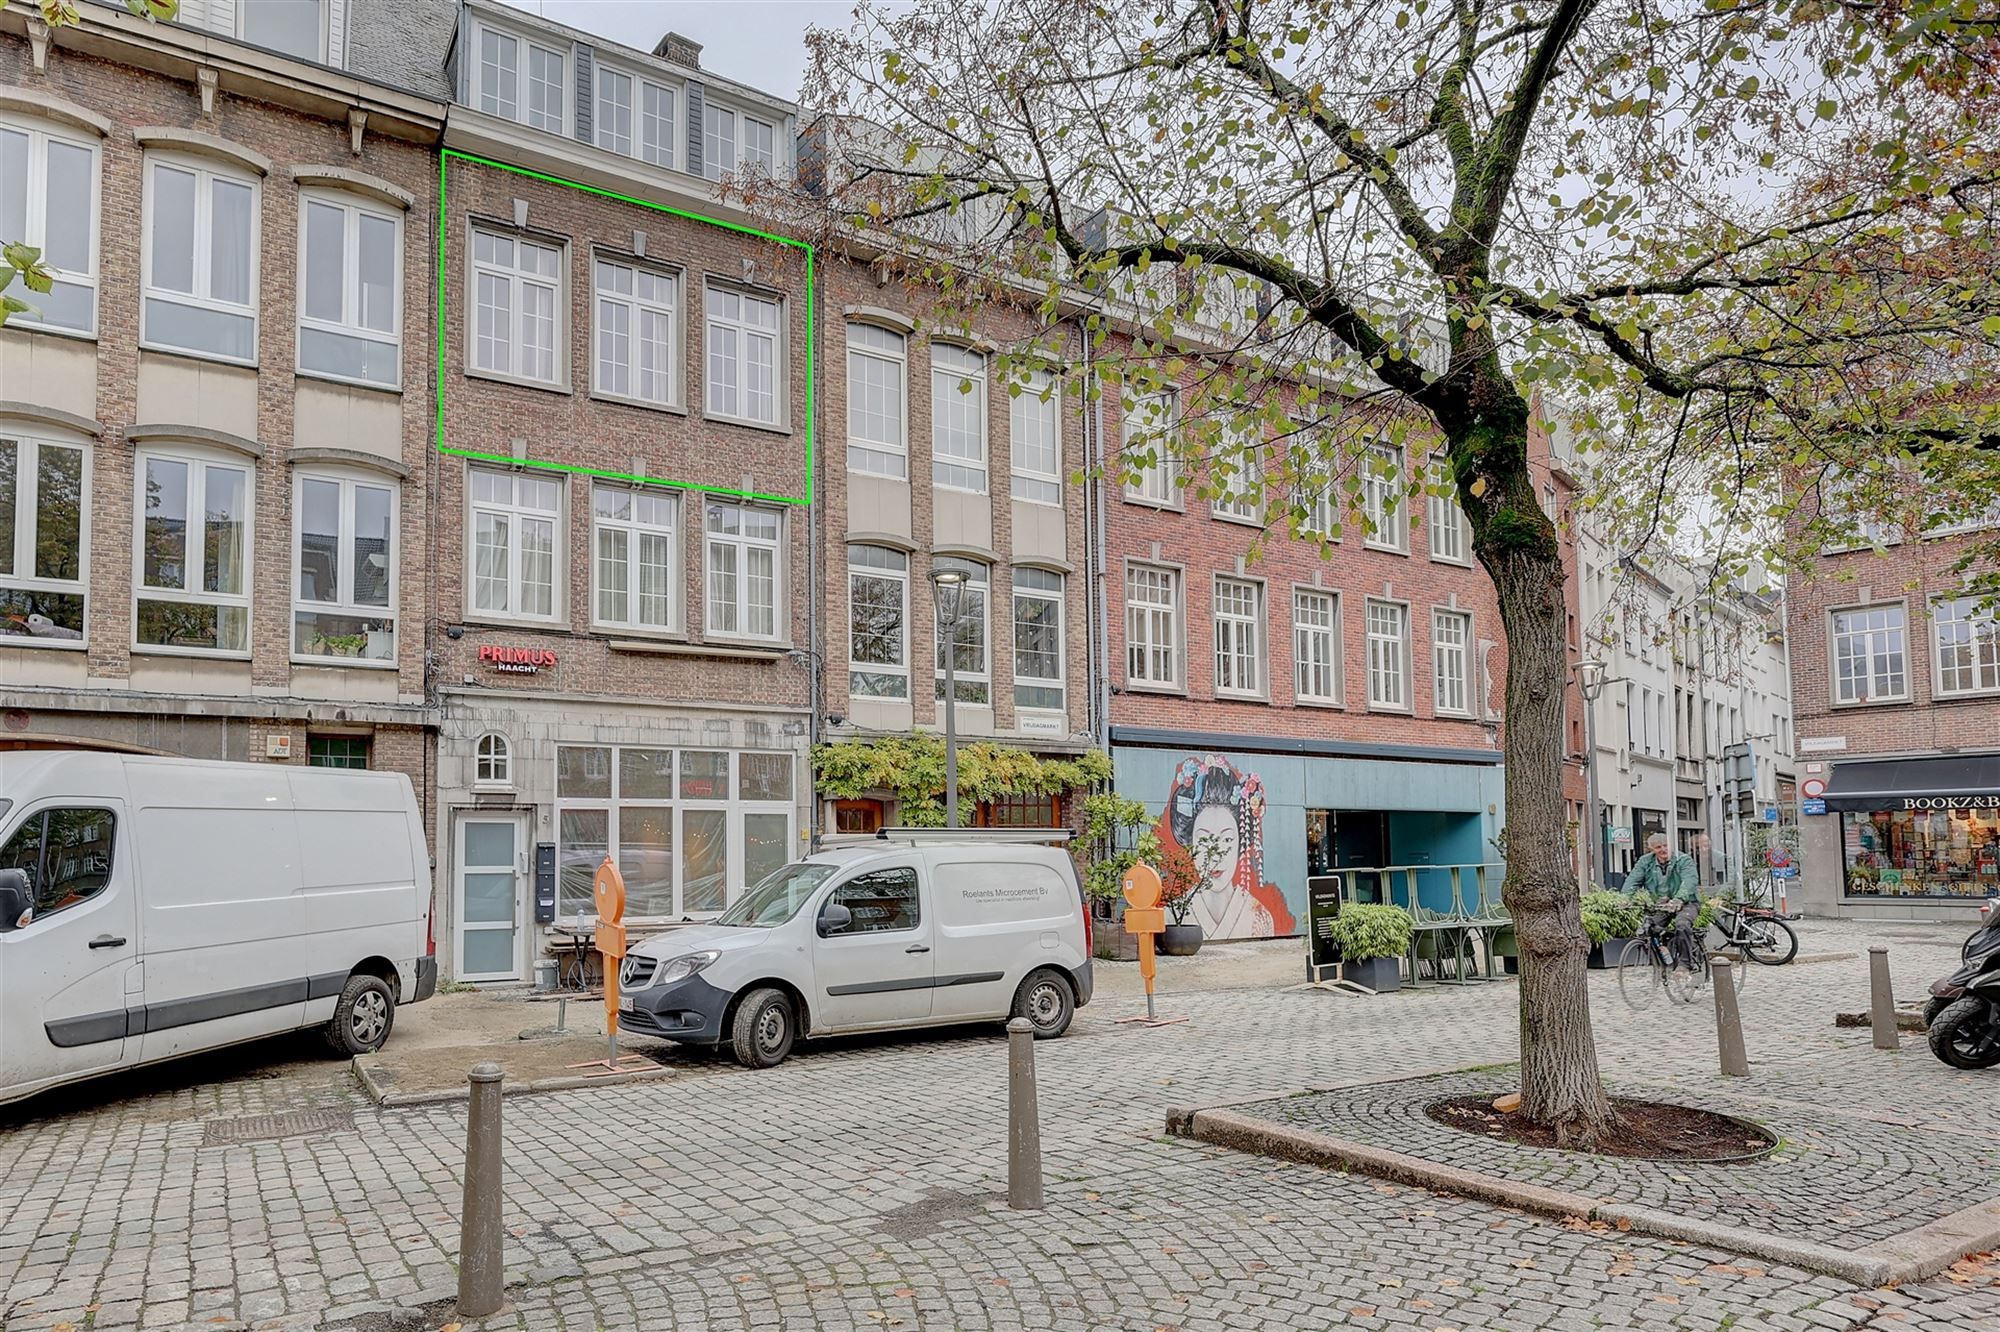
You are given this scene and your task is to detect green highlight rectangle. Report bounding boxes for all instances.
[434,148,815,506]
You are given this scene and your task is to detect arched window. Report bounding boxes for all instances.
[474,732,512,786]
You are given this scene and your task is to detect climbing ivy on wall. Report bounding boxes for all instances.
[811,736,1111,827]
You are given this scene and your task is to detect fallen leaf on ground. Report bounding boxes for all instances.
[893,1288,916,1298]
[1651,1294,1680,1305]
[1851,1297,1882,1311]
[1410,1297,1436,1309]
[1613,1217,1632,1232]
[1348,1308,1375,1318]
[1674,1276,1701,1286]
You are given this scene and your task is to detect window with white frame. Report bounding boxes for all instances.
[1934,596,2000,696]
[1010,371,1060,505]
[0,117,97,334]
[848,545,908,699]
[742,114,777,172]
[470,228,561,384]
[640,81,676,168]
[1293,588,1338,703]
[142,156,258,363]
[1432,608,1471,715]
[934,556,990,704]
[469,467,561,620]
[592,485,678,632]
[1300,468,1338,539]
[1013,568,1064,712]
[1211,419,1261,521]
[1427,461,1469,563]
[705,501,781,640]
[702,104,778,178]
[1122,392,1179,504]
[1365,599,1410,709]
[846,324,906,477]
[294,473,397,664]
[1831,604,1908,704]
[1213,577,1264,696]
[594,258,678,406]
[241,0,326,62]
[299,192,400,387]
[596,66,634,156]
[474,732,512,787]
[0,432,88,644]
[705,284,781,425]
[476,25,566,133]
[1362,444,1407,551]
[1125,564,1180,688]
[135,451,251,653]
[702,102,736,179]
[932,345,988,492]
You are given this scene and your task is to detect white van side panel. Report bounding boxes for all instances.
[130,764,309,1060]
[288,769,425,1018]
[928,855,1076,1019]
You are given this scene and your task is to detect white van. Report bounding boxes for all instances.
[618,833,1094,1067]
[0,750,435,1107]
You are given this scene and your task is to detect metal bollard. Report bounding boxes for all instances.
[458,1062,506,1318]
[1006,1018,1044,1211]
[1711,958,1748,1077]
[1868,946,1900,1050]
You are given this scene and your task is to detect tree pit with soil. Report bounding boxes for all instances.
[1426,1095,1778,1162]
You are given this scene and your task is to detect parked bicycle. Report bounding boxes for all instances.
[1709,882,1799,970]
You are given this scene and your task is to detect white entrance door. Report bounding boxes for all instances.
[456,814,526,982]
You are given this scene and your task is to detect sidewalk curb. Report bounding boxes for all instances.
[351,1058,680,1107]
[1172,1105,2000,1289]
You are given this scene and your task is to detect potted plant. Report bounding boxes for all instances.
[1581,890,1644,969]
[1157,830,1225,957]
[1080,793,1158,961]
[1329,903,1414,993]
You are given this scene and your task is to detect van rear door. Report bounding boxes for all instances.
[0,802,136,1099]
[929,856,1071,1019]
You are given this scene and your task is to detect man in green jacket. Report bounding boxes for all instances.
[1623,833,1702,969]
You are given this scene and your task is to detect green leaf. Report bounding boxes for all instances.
[1815,98,1837,120]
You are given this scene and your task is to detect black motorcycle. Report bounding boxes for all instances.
[1925,903,2000,1070]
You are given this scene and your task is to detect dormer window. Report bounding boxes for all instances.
[476,23,567,134]
[243,0,326,63]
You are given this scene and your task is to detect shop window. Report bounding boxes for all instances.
[834,799,884,834]
[308,735,370,769]
[474,732,512,787]
[1843,806,2000,900]
[975,795,1061,828]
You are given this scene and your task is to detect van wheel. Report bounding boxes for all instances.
[325,974,396,1056]
[730,988,795,1068]
[1012,969,1074,1039]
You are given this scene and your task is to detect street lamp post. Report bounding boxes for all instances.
[1576,659,1608,890]
[930,565,969,829]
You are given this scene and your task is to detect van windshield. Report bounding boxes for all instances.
[715,862,839,927]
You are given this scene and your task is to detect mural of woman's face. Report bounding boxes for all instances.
[1191,804,1240,890]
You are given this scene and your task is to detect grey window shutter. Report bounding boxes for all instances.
[574,43,594,144]
[685,80,705,177]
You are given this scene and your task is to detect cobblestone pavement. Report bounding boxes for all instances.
[2,919,1997,1332]
[1238,1063,1993,1248]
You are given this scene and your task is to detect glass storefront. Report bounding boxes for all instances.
[553,743,796,920]
[1842,805,2000,900]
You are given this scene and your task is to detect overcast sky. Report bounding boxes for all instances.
[495,1,877,103]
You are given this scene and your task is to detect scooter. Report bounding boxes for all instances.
[1925,900,2000,1070]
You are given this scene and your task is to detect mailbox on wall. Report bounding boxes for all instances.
[534,842,557,923]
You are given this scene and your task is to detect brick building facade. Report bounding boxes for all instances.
[1099,357,1561,940]
[0,3,445,821]
[426,1,813,980]
[1790,523,1999,921]
[813,253,1094,832]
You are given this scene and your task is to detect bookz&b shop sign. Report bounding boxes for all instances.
[1901,794,2000,811]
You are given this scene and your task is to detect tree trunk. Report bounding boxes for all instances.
[1454,383,1616,1149]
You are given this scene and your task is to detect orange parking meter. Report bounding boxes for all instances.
[568,857,652,1077]
[1121,863,1166,1021]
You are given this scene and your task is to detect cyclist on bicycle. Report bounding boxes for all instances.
[1624,833,1701,973]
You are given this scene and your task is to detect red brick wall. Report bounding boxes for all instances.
[1789,531,2000,757]
[430,154,811,712]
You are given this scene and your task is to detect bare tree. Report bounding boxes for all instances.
[799,0,1999,1143]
